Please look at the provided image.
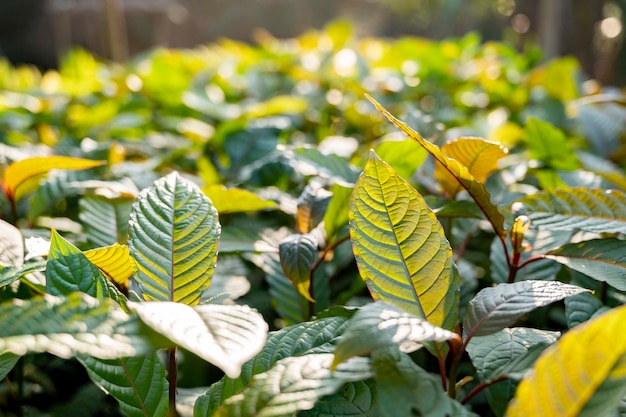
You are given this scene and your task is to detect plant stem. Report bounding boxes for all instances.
[460,375,509,405]
[9,197,18,226]
[599,281,608,304]
[437,356,447,392]
[168,347,178,417]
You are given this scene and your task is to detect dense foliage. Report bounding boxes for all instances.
[1,21,626,417]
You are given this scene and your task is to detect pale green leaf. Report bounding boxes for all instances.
[130,301,267,378]
[517,188,626,233]
[0,260,47,288]
[373,138,428,182]
[0,293,155,358]
[544,238,626,290]
[323,183,352,243]
[214,354,373,417]
[463,280,587,340]
[278,233,318,302]
[78,354,168,417]
[349,150,459,358]
[128,171,220,305]
[202,185,276,214]
[79,195,133,246]
[525,117,579,171]
[0,218,23,266]
[506,304,626,417]
[332,301,457,369]
[290,147,361,185]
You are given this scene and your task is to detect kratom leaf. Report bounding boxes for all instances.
[544,238,626,290]
[349,151,459,358]
[78,354,168,417]
[0,219,23,266]
[1,156,105,201]
[332,301,457,369]
[374,138,428,182]
[525,117,578,171]
[367,95,506,238]
[463,280,587,340]
[128,172,220,305]
[0,260,47,288]
[296,183,332,234]
[323,183,352,243]
[304,379,379,417]
[436,137,508,198]
[290,147,361,185]
[372,347,477,417]
[565,292,610,328]
[28,169,92,221]
[130,301,267,378]
[426,197,485,219]
[506,304,626,417]
[279,233,318,302]
[202,184,276,214]
[214,354,373,417]
[0,293,156,358]
[0,352,20,380]
[193,313,352,417]
[517,188,626,233]
[84,244,133,290]
[79,195,133,246]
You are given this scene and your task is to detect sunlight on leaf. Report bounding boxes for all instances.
[202,184,276,214]
[84,244,133,290]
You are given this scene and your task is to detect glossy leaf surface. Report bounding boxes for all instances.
[79,195,133,246]
[84,244,133,290]
[278,233,318,302]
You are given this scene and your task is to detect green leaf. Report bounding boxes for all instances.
[0,293,156,358]
[303,379,379,417]
[372,347,477,417]
[78,354,168,417]
[129,301,267,378]
[323,183,352,243]
[517,188,626,233]
[214,354,373,417]
[332,301,457,369]
[296,183,332,234]
[194,314,352,417]
[349,151,459,357]
[202,185,276,214]
[278,233,318,302]
[463,280,587,340]
[128,171,220,305]
[0,219,23,266]
[0,260,47,288]
[436,137,508,198]
[506,304,626,417]
[524,117,579,171]
[367,95,506,238]
[0,351,20,380]
[84,244,133,290]
[79,195,133,246]
[544,238,626,290]
[290,147,361,185]
[426,197,485,219]
[373,138,427,182]
[565,292,610,328]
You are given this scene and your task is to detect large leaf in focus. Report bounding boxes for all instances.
[78,354,168,417]
[524,117,579,171]
[0,219,23,266]
[214,354,373,417]
[517,188,626,233]
[367,95,506,238]
[79,195,134,246]
[506,304,626,417]
[544,238,626,290]
[130,301,267,378]
[436,137,507,198]
[84,243,133,290]
[194,313,352,417]
[128,172,220,305]
[279,233,318,302]
[1,156,104,201]
[372,347,477,417]
[303,379,379,417]
[332,301,457,369]
[202,185,276,214]
[0,293,156,358]
[349,151,459,358]
[463,280,587,340]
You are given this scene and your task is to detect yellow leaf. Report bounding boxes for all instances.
[84,244,133,290]
[506,304,626,417]
[202,185,276,214]
[436,137,508,198]
[2,156,105,201]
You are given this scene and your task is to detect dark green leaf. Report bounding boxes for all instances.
[279,233,318,302]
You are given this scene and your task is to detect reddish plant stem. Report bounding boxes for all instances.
[168,347,178,417]
[461,375,509,405]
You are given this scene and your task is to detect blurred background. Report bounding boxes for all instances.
[0,0,624,85]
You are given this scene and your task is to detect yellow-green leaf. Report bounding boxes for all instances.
[436,137,508,198]
[367,95,506,238]
[506,304,626,417]
[349,151,459,358]
[202,185,276,214]
[84,244,133,290]
[2,156,105,201]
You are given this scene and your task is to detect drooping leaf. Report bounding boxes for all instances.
[544,238,626,290]
[524,117,579,171]
[214,354,373,417]
[516,188,626,233]
[84,244,133,290]
[0,293,157,358]
[349,150,459,359]
[128,172,220,305]
[332,301,458,369]
[564,292,610,328]
[0,260,47,288]
[0,352,20,380]
[202,185,276,214]
[506,304,626,417]
[436,137,508,198]
[78,354,168,417]
[0,219,23,266]
[278,233,318,302]
[193,314,352,417]
[323,183,352,243]
[303,379,379,417]
[130,301,267,378]
[463,280,587,340]
[290,147,361,185]
[367,95,506,238]
[1,156,105,201]
[296,183,332,234]
[466,328,559,416]
[79,195,134,246]
[372,347,477,417]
